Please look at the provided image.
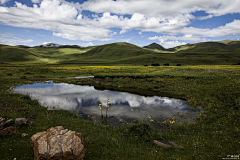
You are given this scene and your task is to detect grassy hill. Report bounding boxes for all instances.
[0,44,39,63]
[143,42,166,51]
[0,40,240,65]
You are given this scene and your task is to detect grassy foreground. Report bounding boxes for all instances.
[0,64,240,160]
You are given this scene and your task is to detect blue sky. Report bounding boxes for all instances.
[0,0,240,48]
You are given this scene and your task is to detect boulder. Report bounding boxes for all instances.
[30,126,85,160]
[154,139,184,148]
[15,118,31,126]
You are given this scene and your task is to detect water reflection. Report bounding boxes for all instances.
[68,76,94,79]
[12,81,204,130]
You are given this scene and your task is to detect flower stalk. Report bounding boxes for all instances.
[98,99,110,125]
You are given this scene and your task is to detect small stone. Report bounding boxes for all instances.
[15,118,31,126]
[154,139,184,148]
[21,133,28,137]
[5,119,13,127]
[0,116,7,130]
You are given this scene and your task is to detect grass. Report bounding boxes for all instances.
[1,40,240,65]
[0,64,239,160]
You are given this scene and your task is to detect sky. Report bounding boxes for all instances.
[0,0,240,48]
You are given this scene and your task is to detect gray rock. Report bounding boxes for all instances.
[0,117,13,130]
[5,119,13,127]
[154,139,184,148]
[15,118,31,126]
[0,116,7,130]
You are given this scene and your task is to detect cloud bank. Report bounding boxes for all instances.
[0,0,239,47]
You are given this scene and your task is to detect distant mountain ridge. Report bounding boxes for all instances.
[34,43,83,48]
[143,43,166,51]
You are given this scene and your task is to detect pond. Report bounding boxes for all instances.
[11,80,205,132]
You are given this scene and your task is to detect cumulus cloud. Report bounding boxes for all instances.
[161,41,187,48]
[0,0,240,44]
[31,0,42,3]
[0,33,34,46]
[0,0,114,41]
[120,29,127,34]
[80,0,240,18]
[43,42,51,45]
[111,32,117,35]
[82,42,93,46]
[138,32,142,35]
[148,35,201,42]
[0,0,10,4]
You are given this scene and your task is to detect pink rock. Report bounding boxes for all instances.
[31,126,85,160]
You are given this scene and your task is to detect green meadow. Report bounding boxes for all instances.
[1,40,240,65]
[0,64,239,160]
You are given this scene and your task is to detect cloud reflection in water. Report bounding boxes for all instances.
[13,81,193,120]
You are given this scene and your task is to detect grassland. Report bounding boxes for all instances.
[1,40,240,65]
[0,64,239,160]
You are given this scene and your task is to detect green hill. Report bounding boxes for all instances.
[143,43,166,51]
[0,40,240,65]
[0,44,39,63]
[78,42,156,60]
[170,40,240,52]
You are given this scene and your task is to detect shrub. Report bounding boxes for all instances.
[151,63,160,66]
[163,63,169,66]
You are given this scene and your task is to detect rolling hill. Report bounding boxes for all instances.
[0,40,240,65]
[143,43,166,51]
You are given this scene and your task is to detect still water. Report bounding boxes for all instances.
[12,80,204,131]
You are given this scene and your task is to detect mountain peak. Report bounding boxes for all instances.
[143,43,166,51]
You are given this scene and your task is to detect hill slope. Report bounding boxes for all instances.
[143,43,166,51]
[78,42,156,60]
[0,44,39,63]
[170,40,240,52]
[0,40,240,65]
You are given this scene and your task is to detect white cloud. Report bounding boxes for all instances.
[138,32,142,35]
[110,32,117,36]
[0,33,34,46]
[120,29,127,34]
[82,42,93,46]
[179,19,240,37]
[148,35,201,42]
[37,34,45,36]
[80,0,240,18]
[43,42,51,45]
[0,0,114,42]
[31,0,42,3]
[120,38,131,42]
[161,41,187,48]
[0,0,10,4]
[0,0,240,44]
